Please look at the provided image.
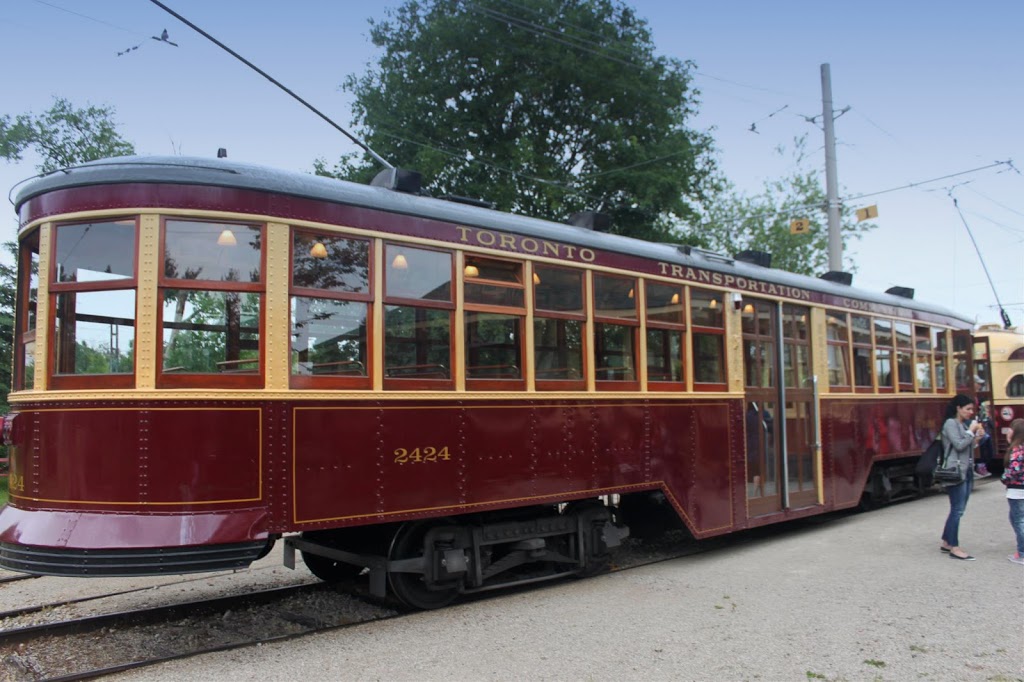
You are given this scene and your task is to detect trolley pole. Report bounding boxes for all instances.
[821,63,842,272]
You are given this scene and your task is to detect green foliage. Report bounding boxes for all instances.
[324,0,716,242]
[694,137,875,276]
[0,97,134,173]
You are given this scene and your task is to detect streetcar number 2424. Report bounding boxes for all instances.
[394,447,451,464]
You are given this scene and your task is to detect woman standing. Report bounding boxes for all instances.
[1002,419,1024,565]
[938,394,985,560]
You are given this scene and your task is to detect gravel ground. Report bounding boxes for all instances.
[106,478,1022,682]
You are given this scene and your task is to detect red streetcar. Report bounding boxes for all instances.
[0,156,974,608]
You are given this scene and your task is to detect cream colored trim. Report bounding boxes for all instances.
[637,276,648,387]
[264,223,291,390]
[524,261,536,390]
[372,239,384,391]
[684,286,694,392]
[454,251,466,391]
[809,307,828,394]
[34,223,52,391]
[725,293,743,393]
[585,270,596,392]
[135,215,160,389]
[9,389,747,403]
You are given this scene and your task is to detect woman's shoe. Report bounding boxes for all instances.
[949,552,976,561]
[1009,553,1024,565]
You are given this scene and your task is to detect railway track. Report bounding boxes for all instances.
[0,507,865,680]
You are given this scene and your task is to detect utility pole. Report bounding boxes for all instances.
[821,63,842,272]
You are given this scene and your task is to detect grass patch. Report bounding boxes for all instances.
[864,660,886,668]
[0,476,7,507]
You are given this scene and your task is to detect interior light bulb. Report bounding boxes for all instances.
[310,242,328,259]
[217,229,237,246]
[391,253,408,270]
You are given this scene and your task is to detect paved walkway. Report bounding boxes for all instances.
[120,479,1023,681]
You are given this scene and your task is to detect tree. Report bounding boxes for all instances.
[694,137,875,276]
[322,0,716,242]
[0,98,134,411]
[0,97,134,173]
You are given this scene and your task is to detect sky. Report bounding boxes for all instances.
[1,0,1022,328]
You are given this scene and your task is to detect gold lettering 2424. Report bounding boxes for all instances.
[393,446,452,465]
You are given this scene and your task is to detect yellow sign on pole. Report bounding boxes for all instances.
[790,218,810,234]
[856,205,879,222]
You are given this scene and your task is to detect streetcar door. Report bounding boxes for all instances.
[742,298,818,516]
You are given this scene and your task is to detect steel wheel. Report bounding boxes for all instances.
[387,520,460,610]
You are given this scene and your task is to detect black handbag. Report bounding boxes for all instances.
[933,441,965,485]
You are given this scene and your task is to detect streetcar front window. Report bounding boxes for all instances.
[49,219,138,389]
[53,290,136,375]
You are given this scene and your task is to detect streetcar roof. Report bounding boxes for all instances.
[15,155,973,326]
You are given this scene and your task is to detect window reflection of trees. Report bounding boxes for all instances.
[160,221,263,377]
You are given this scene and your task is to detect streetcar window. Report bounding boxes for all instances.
[690,288,725,386]
[50,219,138,389]
[933,329,949,391]
[533,265,585,389]
[383,244,453,387]
[291,298,369,379]
[161,290,261,374]
[292,233,370,294]
[915,325,934,391]
[895,321,914,391]
[383,306,452,381]
[593,274,638,386]
[645,282,685,385]
[874,319,894,391]
[1009,374,1024,398]
[53,291,136,376]
[851,315,873,389]
[164,220,261,283]
[15,230,40,390]
[782,305,810,388]
[290,231,371,388]
[742,299,775,389]
[464,256,524,387]
[159,220,264,387]
[826,312,850,389]
[385,245,451,302]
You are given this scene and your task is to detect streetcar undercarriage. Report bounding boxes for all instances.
[284,501,629,609]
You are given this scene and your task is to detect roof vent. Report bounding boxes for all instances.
[885,286,915,299]
[567,211,611,232]
[734,250,772,268]
[438,194,494,209]
[819,270,853,286]
[370,167,423,194]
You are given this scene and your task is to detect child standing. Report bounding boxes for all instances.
[1002,418,1024,565]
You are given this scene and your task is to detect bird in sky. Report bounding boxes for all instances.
[152,29,178,47]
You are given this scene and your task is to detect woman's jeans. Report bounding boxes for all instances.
[941,468,974,547]
[1009,498,1024,555]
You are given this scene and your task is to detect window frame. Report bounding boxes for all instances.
[382,242,455,390]
[690,288,727,392]
[825,310,852,392]
[156,217,266,390]
[463,254,526,391]
[592,273,639,391]
[644,281,686,392]
[533,264,587,391]
[289,229,374,390]
[48,218,139,390]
